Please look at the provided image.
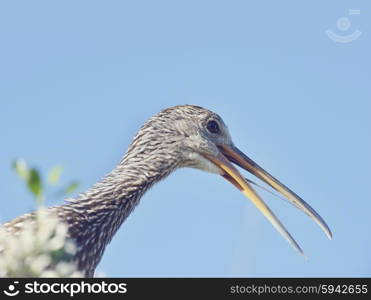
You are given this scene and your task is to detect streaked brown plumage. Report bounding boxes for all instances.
[1,105,332,277]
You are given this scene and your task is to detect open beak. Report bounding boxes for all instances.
[203,144,332,256]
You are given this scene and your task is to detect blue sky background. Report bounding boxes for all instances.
[1,1,370,277]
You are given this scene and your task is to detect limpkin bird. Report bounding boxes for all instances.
[2,105,331,276]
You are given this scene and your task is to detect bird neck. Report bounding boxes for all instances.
[64,154,179,276]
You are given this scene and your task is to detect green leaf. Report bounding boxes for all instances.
[48,165,63,185]
[50,247,75,264]
[64,181,79,195]
[27,168,43,197]
[13,159,30,182]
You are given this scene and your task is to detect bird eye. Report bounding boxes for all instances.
[206,120,220,134]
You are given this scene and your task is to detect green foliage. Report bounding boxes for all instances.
[12,159,29,181]
[64,181,80,195]
[13,160,44,204]
[47,165,63,185]
[1,159,84,277]
[0,207,83,277]
[12,159,80,204]
[28,168,42,198]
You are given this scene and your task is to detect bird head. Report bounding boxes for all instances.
[124,105,332,255]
